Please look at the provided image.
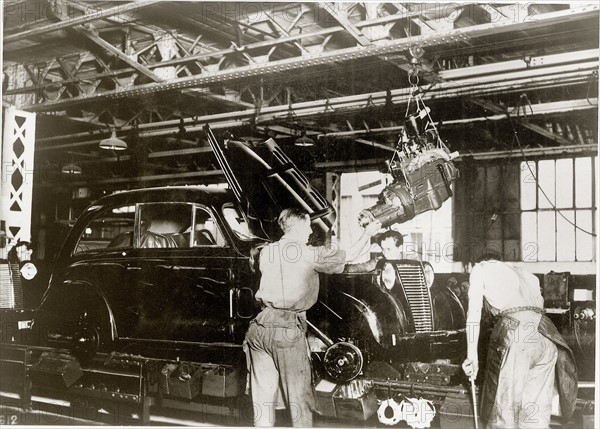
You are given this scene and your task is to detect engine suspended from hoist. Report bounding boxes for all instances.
[358,101,460,229]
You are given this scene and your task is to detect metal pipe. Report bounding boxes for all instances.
[371,378,468,395]
[470,378,479,429]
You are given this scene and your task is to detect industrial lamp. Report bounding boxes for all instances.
[294,131,315,147]
[61,162,82,175]
[99,129,127,151]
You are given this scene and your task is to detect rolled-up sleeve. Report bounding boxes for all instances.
[312,244,346,274]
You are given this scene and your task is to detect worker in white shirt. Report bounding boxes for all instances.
[243,208,380,427]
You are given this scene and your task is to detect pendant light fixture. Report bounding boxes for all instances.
[61,162,82,175]
[294,130,315,147]
[99,128,127,151]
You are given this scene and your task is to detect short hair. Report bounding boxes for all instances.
[377,230,403,247]
[278,208,309,233]
[475,251,502,263]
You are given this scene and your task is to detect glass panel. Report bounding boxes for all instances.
[537,211,556,261]
[575,157,592,208]
[520,161,537,210]
[222,204,262,241]
[138,203,193,248]
[556,210,575,261]
[192,206,227,247]
[575,210,593,261]
[555,158,573,208]
[74,205,135,254]
[537,160,555,209]
[521,212,538,262]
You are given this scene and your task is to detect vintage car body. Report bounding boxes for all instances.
[33,186,465,370]
[29,133,467,424]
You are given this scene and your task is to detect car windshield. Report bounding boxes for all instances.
[222,204,264,241]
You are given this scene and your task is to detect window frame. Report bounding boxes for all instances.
[520,156,596,262]
[72,202,230,254]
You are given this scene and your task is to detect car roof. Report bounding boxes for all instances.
[90,186,234,209]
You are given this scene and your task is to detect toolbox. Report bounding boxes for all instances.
[314,379,338,418]
[201,365,241,397]
[28,351,83,388]
[159,362,202,399]
[332,379,377,421]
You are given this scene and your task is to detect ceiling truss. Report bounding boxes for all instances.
[2,1,598,190]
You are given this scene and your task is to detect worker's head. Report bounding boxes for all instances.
[476,250,502,263]
[446,276,461,296]
[278,208,312,243]
[8,240,33,263]
[377,230,404,260]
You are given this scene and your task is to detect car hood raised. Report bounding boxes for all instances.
[205,124,336,242]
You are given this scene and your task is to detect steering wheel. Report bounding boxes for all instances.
[196,229,216,245]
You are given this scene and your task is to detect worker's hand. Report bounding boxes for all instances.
[364,220,382,236]
[462,358,478,381]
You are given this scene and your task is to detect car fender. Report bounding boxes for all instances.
[33,278,117,349]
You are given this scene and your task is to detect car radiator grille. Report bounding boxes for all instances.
[396,265,433,332]
[0,262,23,310]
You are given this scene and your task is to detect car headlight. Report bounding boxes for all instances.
[20,262,37,280]
[380,262,396,290]
[422,262,434,288]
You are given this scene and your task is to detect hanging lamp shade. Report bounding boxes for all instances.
[61,162,82,175]
[294,133,315,147]
[99,129,127,150]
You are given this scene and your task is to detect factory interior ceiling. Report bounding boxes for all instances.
[2,1,599,191]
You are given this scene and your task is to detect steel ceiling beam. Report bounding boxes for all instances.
[321,2,372,46]
[39,97,596,154]
[35,63,595,148]
[3,7,421,99]
[73,26,163,82]
[3,0,162,43]
[10,5,598,111]
[34,48,598,145]
[313,144,599,171]
[469,98,578,145]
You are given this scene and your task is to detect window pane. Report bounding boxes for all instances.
[537,211,556,261]
[538,160,555,209]
[520,161,537,210]
[575,157,592,208]
[75,205,135,253]
[521,212,538,261]
[555,159,573,208]
[576,210,593,261]
[139,203,193,248]
[556,210,575,261]
[193,206,227,247]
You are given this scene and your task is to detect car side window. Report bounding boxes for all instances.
[73,205,135,254]
[191,206,227,247]
[136,203,193,249]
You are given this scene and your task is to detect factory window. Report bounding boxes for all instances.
[453,160,521,264]
[520,156,596,262]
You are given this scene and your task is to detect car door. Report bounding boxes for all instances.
[113,202,238,346]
